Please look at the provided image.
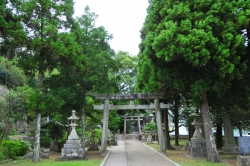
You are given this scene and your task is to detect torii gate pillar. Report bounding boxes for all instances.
[138,117,141,135]
[100,99,109,156]
[155,98,166,153]
[124,117,127,135]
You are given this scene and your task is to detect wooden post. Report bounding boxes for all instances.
[155,98,166,153]
[100,99,109,156]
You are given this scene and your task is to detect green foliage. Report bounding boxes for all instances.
[115,51,138,93]
[0,57,27,89]
[40,136,51,148]
[49,124,65,140]
[137,0,250,162]
[108,110,121,133]
[86,129,102,140]
[1,139,29,159]
[125,121,133,134]
[0,147,8,161]
[86,113,102,130]
[0,1,27,60]
[137,0,250,122]
[0,86,30,142]
[143,122,157,131]
[72,6,119,93]
[137,0,250,97]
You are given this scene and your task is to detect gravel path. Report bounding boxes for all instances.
[125,134,179,166]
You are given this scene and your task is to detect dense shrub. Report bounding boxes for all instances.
[1,139,29,159]
[86,128,102,144]
[143,122,157,131]
[86,129,102,139]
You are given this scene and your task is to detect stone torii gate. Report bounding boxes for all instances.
[88,92,171,156]
[121,116,145,135]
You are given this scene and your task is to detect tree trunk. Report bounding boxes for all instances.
[215,122,223,149]
[174,95,180,146]
[33,65,43,162]
[201,93,220,163]
[187,116,195,141]
[164,110,174,150]
[0,130,7,145]
[81,89,86,157]
[239,125,243,137]
[155,99,166,153]
[33,111,41,162]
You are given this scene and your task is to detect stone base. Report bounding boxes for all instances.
[187,138,207,158]
[60,140,85,159]
[56,156,86,161]
[23,151,49,159]
[236,155,250,166]
[223,146,240,154]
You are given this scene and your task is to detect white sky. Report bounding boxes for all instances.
[73,0,149,55]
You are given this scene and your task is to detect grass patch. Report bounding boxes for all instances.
[146,139,236,166]
[0,158,102,166]
[0,150,104,166]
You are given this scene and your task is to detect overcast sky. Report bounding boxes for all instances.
[73,0,149,55]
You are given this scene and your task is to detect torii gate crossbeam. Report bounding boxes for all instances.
[94,103,170,110]
[88,92,169,156]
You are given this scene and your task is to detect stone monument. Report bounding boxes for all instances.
[147,132,153,143]
[58,110,85,160]
[222,114,239,154]
[236,137,250,166]
[88,130,99,151]
[187,110,207,158]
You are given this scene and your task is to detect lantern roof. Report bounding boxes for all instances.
[68,110,79,120]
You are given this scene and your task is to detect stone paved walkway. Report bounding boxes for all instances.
[103,134,179,166]
[125,134,179,166]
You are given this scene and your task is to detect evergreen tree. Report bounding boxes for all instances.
[0,0,26,59]
[43,6,119,156]
[137,0,250,162]
[72,6,119,155]
[16,0,81,162]
[115,51,138,93]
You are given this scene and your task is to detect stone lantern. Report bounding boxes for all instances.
[58,110,85,160]
[187,110,207,158]
[191,110,203,138]
[68,110,79,140]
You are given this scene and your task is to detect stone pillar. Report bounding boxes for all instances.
[100,99,109,156]
[124,117,127,135]
[222,114,239,154]
[155,98,166,153]
[138,117,141,135]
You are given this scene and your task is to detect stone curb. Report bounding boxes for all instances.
[100,149,111,166]
[143,143,181,166]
